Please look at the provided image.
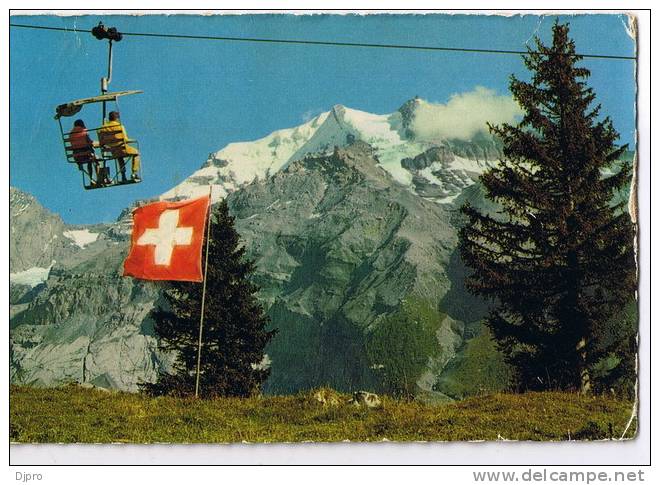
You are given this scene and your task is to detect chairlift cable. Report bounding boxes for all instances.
[9,22,637,61]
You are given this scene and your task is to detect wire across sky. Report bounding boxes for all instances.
[9,22,637,61]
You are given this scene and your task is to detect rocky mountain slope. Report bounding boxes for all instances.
[229,142,463,393]
[9,98,518,396]
[11,188,68,277]
[10,187,103,308]
[11,142,481,395]
[10,193,169,390]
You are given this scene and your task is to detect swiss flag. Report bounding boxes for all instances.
[123,196,211,282]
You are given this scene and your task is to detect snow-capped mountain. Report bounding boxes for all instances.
[9,188,105,294]
[9,97,508,396]
[10,144,478,396]
[160,98,503,205]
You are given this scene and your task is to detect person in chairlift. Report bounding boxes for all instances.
[99,111,141,183]
[69,119,103,186]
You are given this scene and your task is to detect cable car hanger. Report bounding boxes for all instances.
[54,22,144,191]
[92,22,123,115]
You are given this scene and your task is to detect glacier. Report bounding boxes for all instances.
[63,229,100,249]
[158,99,502,206]
[9,262,54,288]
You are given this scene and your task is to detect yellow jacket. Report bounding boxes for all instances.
[99,120,129,151]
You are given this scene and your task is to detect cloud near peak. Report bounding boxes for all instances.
[411,87,522,142]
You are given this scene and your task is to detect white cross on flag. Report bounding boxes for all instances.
[123,195,210,282]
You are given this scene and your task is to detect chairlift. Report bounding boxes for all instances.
[54,23,144,190]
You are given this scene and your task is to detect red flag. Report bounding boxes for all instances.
[123,196,210,282]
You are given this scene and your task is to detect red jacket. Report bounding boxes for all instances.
[69,126,94,162]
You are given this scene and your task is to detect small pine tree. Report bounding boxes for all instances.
[459,21,636,393]
[142,200,276,398]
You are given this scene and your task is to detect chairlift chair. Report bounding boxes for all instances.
[54,22,144,190]
[55,91,143,190]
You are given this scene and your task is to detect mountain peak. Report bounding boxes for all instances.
[397,96,424,138]
[10,186,34,206]
[331,103,347,113]
[398,95,422,110]
[159,97,504,205]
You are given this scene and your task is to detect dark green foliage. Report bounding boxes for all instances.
[572,421,606,440]
[459,22,636,392]
[435,325,515,399]
[366,299,444,398]
[142,200,276,398]
[591,301,638,399]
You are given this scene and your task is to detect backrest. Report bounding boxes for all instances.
[68,127,90,150]
[99,122,126,148]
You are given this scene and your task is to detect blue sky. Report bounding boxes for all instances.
[10,13,636,225]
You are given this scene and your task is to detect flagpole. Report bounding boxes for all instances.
[195,186,213,398]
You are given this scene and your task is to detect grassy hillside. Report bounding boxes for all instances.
[10,385,635,443]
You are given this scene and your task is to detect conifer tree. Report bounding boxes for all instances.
[142,200,276,398]
[459,22,636,393]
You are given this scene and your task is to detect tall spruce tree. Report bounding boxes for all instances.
[142,200,276,398]
[459,22,636,393]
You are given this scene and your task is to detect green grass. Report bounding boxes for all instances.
[10,385,636,443]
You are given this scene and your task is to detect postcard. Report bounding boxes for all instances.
[9,11,640,452]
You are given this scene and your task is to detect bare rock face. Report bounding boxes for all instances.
[10,213,171,391]
[228,142,460,393]
[10,187,68,273]
[401,146,456,170]
[400,146,487,203]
